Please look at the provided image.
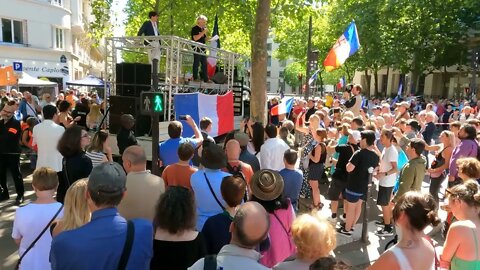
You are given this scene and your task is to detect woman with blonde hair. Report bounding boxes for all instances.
[50,179,90,237]
[426,130,454,203]
[441,180,480,269]
[86,103,103,130]
[274,212,337,270]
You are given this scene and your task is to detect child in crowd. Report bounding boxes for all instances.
[278,149,303,210]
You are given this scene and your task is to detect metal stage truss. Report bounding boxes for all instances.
[104,35,244,121]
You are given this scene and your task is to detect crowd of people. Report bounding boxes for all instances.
[1,85,480,269]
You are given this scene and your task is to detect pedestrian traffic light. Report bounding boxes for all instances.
[140,91,164,115]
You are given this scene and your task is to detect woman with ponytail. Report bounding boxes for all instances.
[441,180,480,269]
[369,191,440,270]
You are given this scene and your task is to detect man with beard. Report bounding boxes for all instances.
[0,100,24,204]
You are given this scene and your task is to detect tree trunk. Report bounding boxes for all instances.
[155,0,160,16]
[373,68,379,98]
[363,70,370,96]
[442,65,448,97]
[250,0,271,123]
[386,66,390,97]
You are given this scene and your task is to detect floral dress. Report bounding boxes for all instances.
[299,133,315,199]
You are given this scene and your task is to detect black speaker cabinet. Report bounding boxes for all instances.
[109,95,153,136]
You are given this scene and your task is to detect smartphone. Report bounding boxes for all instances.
[179,115,187,120]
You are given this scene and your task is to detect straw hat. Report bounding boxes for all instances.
[250,169,284,201]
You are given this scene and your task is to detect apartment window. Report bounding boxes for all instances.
[280,59,287,67]
[1,18,24,44]
[266,81,271,92]
[267,56,271,67]
[54,28,64,49]
[267,71,271,77]
[267,43,272,51]
[51,0,63,6]
[279,71,284,78]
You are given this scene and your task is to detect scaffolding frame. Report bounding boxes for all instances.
[104,35,244,121]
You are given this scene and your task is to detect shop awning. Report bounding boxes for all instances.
[66,75,105,87]
[18,72,57,87]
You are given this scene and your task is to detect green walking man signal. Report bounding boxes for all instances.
[140,92,164,115]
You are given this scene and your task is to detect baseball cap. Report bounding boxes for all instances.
[88,162,126,194]
[350,130,362,142]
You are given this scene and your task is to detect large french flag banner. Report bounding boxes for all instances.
[174,91,233,137]
[271,97,294,116]
[323,21,360,72]
[207,14,220,79]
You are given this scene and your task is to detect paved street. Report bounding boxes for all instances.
[1,155,447,269]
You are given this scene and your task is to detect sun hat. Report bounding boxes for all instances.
[250,169,284,201]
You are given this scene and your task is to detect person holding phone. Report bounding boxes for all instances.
[159,115,203,167]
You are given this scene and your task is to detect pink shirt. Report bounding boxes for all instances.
[260,202,296,268]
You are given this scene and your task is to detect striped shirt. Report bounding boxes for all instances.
[85,151,107,167]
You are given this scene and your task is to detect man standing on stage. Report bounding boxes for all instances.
[0,100,24,205]
[138,11,160,61]
[191,15,209,83]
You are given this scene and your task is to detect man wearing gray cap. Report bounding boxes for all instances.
[50,162,153,270]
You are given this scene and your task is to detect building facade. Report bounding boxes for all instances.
[266,36,295,94]
[0,0,104,90]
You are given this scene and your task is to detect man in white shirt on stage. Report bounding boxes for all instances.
[259,124,290,171]
[32,105,65,173]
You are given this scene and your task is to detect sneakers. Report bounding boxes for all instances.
[337,227,353,236]
[375,227,394,237]
[327,216,337,224]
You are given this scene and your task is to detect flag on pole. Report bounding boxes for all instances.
[397,76,403,96]
[308,69,320,85]
[207,14,220,79]
[271,97,294,116]
[323,21,361,72]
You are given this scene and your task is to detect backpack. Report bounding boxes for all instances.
[226,162,249,202]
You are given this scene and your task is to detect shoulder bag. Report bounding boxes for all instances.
[204,173,225,211]
[15,205,63,270]
[117,220,135,270]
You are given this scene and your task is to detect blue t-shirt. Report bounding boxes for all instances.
[50,208,153,270]
[202,212,232,255]
[159,137,197,167]
[279,168,303,208]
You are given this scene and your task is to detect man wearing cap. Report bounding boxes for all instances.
[189,202,270,270]
[118,145,165,221]
[236,132,260,172]
[50,162,153,269]
[395,119,421,152]
[190,143,231,230]
[395,101,411,121]
[372,106,382,117]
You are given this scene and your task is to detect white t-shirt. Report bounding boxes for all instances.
[12,202,63,270]
[379,145,398,187]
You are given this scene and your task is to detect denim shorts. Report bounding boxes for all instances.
[344,189,365,203]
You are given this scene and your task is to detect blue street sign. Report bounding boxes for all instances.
[13,62,23,72]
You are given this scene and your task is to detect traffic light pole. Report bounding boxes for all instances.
[151,58,160,176]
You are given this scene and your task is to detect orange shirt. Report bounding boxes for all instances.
[161,163,197,190]
[222,161,254,185]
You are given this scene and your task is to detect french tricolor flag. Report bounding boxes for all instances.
[271,97,294,116]
[174,91,234,137]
